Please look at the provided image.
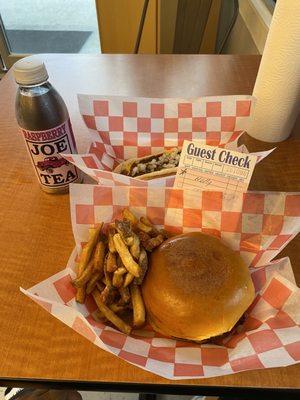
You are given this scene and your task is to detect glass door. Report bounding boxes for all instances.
[0,0,100,71]
[0,13,24,70]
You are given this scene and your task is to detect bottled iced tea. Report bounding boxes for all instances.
[14,57,80,194]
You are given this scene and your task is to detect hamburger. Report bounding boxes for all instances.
[142,232,255,342]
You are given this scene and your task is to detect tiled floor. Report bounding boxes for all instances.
[0,390,194,400]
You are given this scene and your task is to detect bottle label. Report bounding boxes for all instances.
[20,119,79,188]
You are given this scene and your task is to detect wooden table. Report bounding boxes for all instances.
[0,54,299,398]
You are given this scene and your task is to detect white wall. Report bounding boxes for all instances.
[223,0,272,54]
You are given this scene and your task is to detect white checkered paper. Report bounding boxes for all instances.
[62,95,274,185]
[21,184,300,379]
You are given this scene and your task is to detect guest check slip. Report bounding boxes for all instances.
[174,141,258,193]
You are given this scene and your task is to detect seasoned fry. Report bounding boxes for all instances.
[78,223,103,273]
[99,286,110,303]
[93,309,106,322]
[136,230,151,248]
[115,219,132,237]
[74,262,86,303]
[74,209,169,332]
[93,241,106,272]
[144,234,164,252]
[103,253,112,287]
[92,289,132,334]
[102,274,111,287]
[112,266,127,288]
[124,272,135,287]
[86,271,102,295]
[135,248,148,285]
[96,281,105,292]
[76,287,86,304]
[140,216,152,227]
[109,303,127,314]
[115,220,134,246]
[119,286,131,304]
[116,254,124,269]
[113,233,141,277]
[138,217,159,237]
[100,285,117,304]
[130,284,146,328]
[136,220,152,234]
[108,225,117,253]
[106,251,118,273]
[130,233,140,260]
[75,224,103,303]
[122,208,138,225]
[159,228,169,240]
[112,270,124,288]
[137,231,164,252]
[73,261,94,288]
[114,266,127,276]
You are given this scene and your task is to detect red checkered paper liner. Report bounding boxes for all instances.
[21,185,300,379]
[63,147,274,187]
[62,94,276,186]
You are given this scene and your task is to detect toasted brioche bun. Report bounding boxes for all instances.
[142,232,255,342]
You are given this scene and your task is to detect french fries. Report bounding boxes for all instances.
[86,271,102,295]
[78,223,103,273]
[112,270,124,288]
[112,266,127,289]
[135,248,148,285]
[119,286,131,304]
[140,216,152,227]
[114,266,127,276]
[108,225,117,253]
[122,209,138,225]
[93,241,106,272]
[124,272,135,287]
[106,251,118,273]
[136,220,152,234]
[100,285,117,304]
[92,289,132,334]
[113,233,141,277]
[93,309,106,322]
[137,217,160,237]
[75,263,85,303]
[109,303,127,314]
[136,230,164,252]
[96,281,105,292]
[73,261,94,288]
[74,209,168,333]
[130,284,146,328]
[103,253,112,287]
[75,224,103,303]
[143,235,164,251]
[116,254,124,269]
[159,228,169,240]
[129,233,140,260]
[76,287,85,304]
[115,220,134,246]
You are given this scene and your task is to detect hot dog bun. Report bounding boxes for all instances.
[114,149,180,180]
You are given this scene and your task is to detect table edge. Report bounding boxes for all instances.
[0,377,299,398]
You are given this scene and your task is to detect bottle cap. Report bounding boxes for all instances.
[13,57,49,85]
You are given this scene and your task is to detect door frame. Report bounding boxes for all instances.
[0,14,28,70]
